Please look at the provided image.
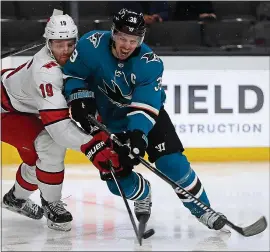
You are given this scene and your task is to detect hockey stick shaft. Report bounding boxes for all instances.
[87,115,267,237]
[1,40,45,59]
[108,165,141,245]
[86,117,141,244]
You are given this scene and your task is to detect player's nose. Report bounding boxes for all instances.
[62,44,70,53]
[122,45,131,51]
[63,46,69,53]
[122,41,131,49]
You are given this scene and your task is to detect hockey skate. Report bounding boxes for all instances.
[134,181,152,243]
[40,194,73,232]
[2,185,44,220]
[134,181,152,222]
[198,211,227,230]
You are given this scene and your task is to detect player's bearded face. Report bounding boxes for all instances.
[50,39,76,66]
[113,32,140,60]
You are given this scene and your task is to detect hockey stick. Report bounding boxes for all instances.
[87,114,268,237]
[109,159,154,244]
[107,163,141,245]
[86,118,152,245]
[1,39,45,59]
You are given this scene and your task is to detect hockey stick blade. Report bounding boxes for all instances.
[226,216,267,237]
[174,185,268,237]
[143,228,155,239]
[138,215,150,245]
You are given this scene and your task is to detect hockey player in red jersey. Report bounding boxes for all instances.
[1,12,122,231]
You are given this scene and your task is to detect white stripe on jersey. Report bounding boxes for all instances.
[129,102,159,116]
[127,111,156,126]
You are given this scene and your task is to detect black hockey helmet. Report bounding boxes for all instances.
[112,8,146,45]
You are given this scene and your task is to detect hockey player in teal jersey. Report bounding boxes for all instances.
[63,8,226,230]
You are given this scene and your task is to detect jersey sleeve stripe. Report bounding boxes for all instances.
[39,108,70,126]
[129,102,159,116]
[43,117,70,127]
[127,106,158,122]
[127,110,156,126]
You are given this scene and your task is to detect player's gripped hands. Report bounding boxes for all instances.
[114,130,148,166]
[80,128,123,173]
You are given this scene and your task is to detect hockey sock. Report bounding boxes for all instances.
[155,152,210,217]
[106,171,150,201]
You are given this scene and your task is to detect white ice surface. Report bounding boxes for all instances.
[1,163,269,251]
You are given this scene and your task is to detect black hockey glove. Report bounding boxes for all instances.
[114,130,148,166]
[129,130,148,157]
[68,88,96,133]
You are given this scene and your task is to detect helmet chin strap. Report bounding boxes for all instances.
[111,35,121,59]
[111,41,121,60]
[46,39,57,61]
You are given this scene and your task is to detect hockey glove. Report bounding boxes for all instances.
[69,88,96,133]
[115,130,148,166]
[80,127,123,173]
[129,130,148,157]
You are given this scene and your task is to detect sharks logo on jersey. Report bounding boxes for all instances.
[87,32,104,48]
[98,70,133,107]
[141,52,161,63]
[98,79,132,108]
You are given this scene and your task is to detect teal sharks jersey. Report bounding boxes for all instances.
[63,30,166,135]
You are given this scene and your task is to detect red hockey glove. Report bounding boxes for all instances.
[81,128,123,173]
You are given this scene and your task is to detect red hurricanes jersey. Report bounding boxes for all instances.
[1,46,92,150]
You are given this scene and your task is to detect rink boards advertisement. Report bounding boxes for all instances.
[161,56,270,148]
[1,56,269,163]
